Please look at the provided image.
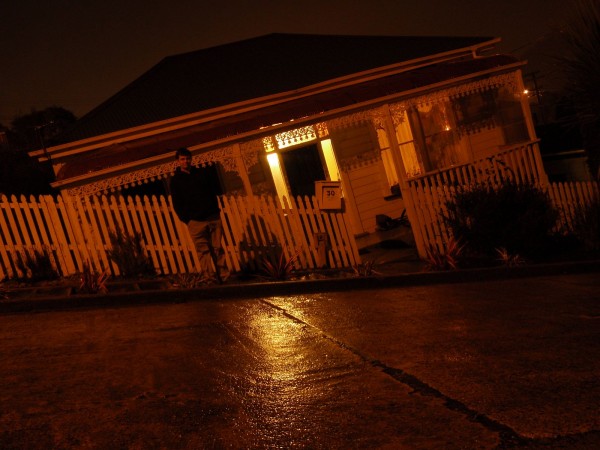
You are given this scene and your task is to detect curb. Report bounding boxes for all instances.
[2,259,599,314]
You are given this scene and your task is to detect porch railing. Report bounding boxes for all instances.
[406,140,548,190]
[402,140,597,257]
[405,181,600,257]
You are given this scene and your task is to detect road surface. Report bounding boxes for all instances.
[1,273,599,448]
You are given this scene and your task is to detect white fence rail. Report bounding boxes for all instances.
[2,177,596,279]
[219,195,360,272]
[0,194,200,280]
[0,194,360,280]
[406,141,547,190]
[406,181,600,256]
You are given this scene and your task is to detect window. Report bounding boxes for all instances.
[414,102,466,171]
[454,88,530,144]
[496,87,530,144]
[402,87,531,174]
[454,90,497,130]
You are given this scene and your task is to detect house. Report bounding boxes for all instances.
[30,33,545,256]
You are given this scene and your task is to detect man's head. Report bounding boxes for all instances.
[175,147,192,173]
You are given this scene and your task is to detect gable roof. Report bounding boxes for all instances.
[59,33,495,143]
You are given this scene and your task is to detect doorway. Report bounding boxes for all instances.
[280,143,326,197]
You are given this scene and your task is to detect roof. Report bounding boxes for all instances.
[54,53,519,182]
[58,33,495,143]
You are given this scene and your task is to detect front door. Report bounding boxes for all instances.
[280,143,326,197]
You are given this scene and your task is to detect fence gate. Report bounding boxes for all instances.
[218,194,361,272]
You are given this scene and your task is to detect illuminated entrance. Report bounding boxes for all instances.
[263,124,340,202]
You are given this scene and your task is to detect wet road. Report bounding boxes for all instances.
[1,273,599,449]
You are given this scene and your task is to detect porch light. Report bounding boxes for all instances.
[276,125,318,149]
[266,153,291,202]
[321,139,340,181]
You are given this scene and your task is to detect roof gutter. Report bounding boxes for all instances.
[50,59,524,191]
[32,38,500,163]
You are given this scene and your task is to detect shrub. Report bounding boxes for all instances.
[424,237,464,271]
[443,181,559,261]
[260,250,298,281]
[571,197,600,252]
[15,247,60,281]
[495,247,525,267]
[106,229,156,278]
[352,260,381,277]
[172,272,207,288]
[79,262,109,294]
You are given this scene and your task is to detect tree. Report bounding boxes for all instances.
[558,0,600,179]
[0,107,77,196]
[0,145,56,196]
[9,106,76,151]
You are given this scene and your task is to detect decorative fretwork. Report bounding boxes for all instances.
[239,142,260,169]
[240,138,265,155]
[260,123,329,151]
[326,110,375,130]
[314,122,329,138]
[65,164,178,197]
[190,146,234,169]
[368,107,388,130]
[275,125,318,149]
[66,145,246,197]
[389,72,519,112]
[66,72,520,197]
[388,103,408,126]
[262,136,277,153]
[450,72,519,99]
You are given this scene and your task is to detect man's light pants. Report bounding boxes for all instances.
[187,219,229,282]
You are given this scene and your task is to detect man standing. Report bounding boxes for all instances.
[170,147,229,283]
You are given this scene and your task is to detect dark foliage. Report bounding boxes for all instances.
[571,197,600,252]
[106,230,156,278]
[260,250,298,281]
[557,0,600,178]
[78,262,109,294]
[15,248,60,281]
[9,107,76,151]
[0,148,56,195]
[424,237,464,271]
[443,181,559,261]
[0,106,76,195]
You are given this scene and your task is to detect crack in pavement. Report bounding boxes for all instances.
[260,298,592,449]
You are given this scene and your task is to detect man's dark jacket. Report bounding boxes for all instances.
[169,167,221,224]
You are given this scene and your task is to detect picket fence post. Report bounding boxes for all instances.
[1,182,597,280]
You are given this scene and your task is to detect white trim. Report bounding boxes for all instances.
[54,62,525,196]
[32,39,500,162]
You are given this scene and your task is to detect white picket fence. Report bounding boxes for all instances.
[401,140,599,257]
[406,141,548,190]
[0,193,360,280]
[407,181,600,256]
[219,195,360,272]
[1,178,596,279]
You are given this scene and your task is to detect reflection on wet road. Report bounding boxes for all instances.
[1,273,598,448]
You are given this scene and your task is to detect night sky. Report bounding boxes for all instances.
[1,0,572,125]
